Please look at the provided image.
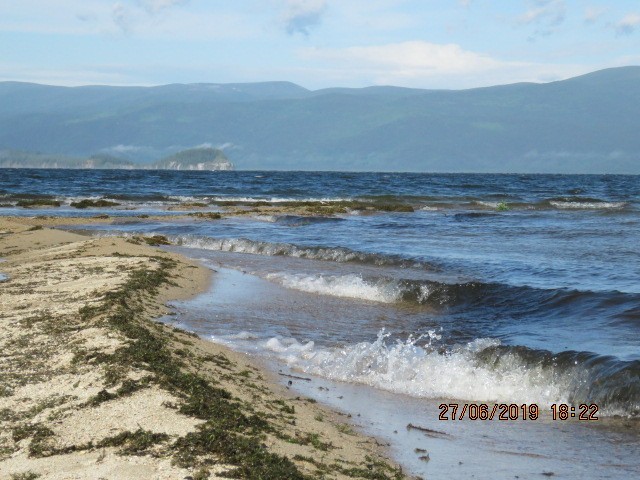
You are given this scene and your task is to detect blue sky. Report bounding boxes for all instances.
[1,0,639,89]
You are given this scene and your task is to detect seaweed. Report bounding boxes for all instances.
[70,199,121,209]
[188,212,222,220]
[142,235,171,246]
[74,260,310,478]
[10,472,41,480]
[16,199,60,208]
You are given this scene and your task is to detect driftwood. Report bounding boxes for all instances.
[278,372,312,382]
[406,423,449,438]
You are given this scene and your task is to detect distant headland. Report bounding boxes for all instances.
[0,147,234,171]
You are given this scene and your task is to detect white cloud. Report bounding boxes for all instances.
[281,0,328,36]
[584,6,607,24]
[614,13,640,36]
[0,63,138,86]
[0,1,248,39]
[302,41,501,73]
[297,41,590,89]
[137,0,189,15]
[110,0,191,33]
[517,0,566,37]
[112,2,133,33]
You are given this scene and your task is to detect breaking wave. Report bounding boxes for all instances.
[169,235,433,269]
[261,272,640,328]
[265,273,402,303]
[547,201,628,210]
[257,331,640,417]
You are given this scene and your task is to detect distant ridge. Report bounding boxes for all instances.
[0,66,639,173]
[0,147,234,171]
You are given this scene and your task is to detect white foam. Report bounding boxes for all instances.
[210,196,353,203]
[259,331,572,407]
[168,195,201,202]
[550,201,626,210]
[171,236,377,264]
[265,273,400,303]
[417,284,432,303]
[475,201,501,208]
[250,215,278,223]
[226,331,259,340]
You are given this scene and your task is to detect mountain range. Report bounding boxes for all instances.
[0,66,639,173]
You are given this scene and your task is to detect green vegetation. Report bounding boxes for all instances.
[142,235,171,246]
[16,199,60,208]
[192,468,211,480]
[10,472,41,480]
[11,423,56,457]
[98,429,169,456]
[73,259,309,478]
[70,199,121,209]
[292,455,404,480]
[124,235,171,246]
[188,212,222,220]
[85,379,148,406]
[336,423,356,435]
[214,199,414,215]
[496,202,510,211]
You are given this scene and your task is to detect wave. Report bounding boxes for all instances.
[257,331,640,417]
[168,235,639,314]
[262,272,640,319]
[169,235,434,269]
[265,273,403,303]
[258,215,347,227]
[265,273,441,305]
[547,200,628,210]
[209,196,354,203]
[103,195,632,212]
[3,191,633,213]
[263,272,466,306]
[75,233,640,318]
[103,193,174,202]
[469,198,630,211]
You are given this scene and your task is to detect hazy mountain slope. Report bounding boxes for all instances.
[0,147,233,170]
[0,67,638,172]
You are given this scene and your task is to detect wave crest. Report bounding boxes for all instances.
[258,331,640,417]
[170,235,433,269]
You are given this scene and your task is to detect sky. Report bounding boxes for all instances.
[1,0,640,90]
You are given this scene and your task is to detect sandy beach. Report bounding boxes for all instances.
[0,217,404,480]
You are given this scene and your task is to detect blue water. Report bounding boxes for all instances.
[1,169,639,416]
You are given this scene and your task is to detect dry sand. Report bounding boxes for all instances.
[0,217,405,480]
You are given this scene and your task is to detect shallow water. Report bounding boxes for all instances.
[164,266,640,479]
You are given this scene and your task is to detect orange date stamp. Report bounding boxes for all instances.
[438,403,599,421]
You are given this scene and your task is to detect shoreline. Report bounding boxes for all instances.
[0,217,405,480]
[158,261,640,479]
[3,212,639,479]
